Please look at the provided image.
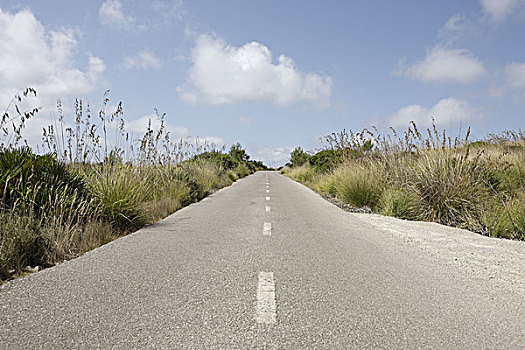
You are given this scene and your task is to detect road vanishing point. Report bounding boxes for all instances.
[1,172,524,349]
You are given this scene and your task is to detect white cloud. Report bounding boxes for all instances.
[122,50,163,70]
[437,14,475,45]
[151,0,186,21]
[99,0,184,31]
[177,35,332,108]
[237,115,251,126]
[0,9,105,109]
[400,46,486,84]
[479,0,525,21]
[387,98,476,128]
[99,0,137,30]
[253,146,294,167]
[505,62,525,88]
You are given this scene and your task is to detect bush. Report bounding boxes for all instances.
[193,151,236,170]
[482,191,525,239]
[140,166,194,222]
[0,89,267,282]
[489,158,525,196]
[290,147,309,168]
[284,124,525,240]
[234,163,251,178]
[91,167,149,232]
[309,149,342,173]
[378,188,421,220]
[226,170,238,182]
[229,143,250,163]
[333,165,383,209]
[314,173,338,197]
[0,214,51,280]
[184,159,222,198]
[286,165,318,185]
[406,152,488,230]
[0,210,114,281]
[0,147,93,221]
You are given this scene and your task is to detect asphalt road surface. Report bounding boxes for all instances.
[1,171,524,349]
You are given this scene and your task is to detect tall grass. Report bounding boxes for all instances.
[0,90,266,282]
[332,164,383,210]
[285,122,525,240]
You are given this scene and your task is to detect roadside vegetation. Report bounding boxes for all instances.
[0,89,267,282]
[283,122,525,241]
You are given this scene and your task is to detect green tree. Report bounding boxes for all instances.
[229,143,250,163]
[309,149,341,173]
[290,147,309,167]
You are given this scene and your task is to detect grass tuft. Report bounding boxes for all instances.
[378,188,421,220]
[333,165,383,210]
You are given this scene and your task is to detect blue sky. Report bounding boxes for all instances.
[0,0,524,166]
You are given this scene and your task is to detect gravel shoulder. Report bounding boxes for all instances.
[323,195,525,293]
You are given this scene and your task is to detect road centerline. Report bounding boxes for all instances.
[255,272,277,324]
[263,222,272,235]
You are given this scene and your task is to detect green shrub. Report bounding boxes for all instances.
[309,149,341,173]
[226,170,238,182]
[482,192,525,239]
[0,89,267,282]
[234,163,251,178]
[491,160,525,196]
[314,173,338,196]
[508,193,525,240]
[229,143,250,163]
[0,147,93,221]
[0,211,114,281]
[193,151,236,170]
[378,187,421,220]
[287,165,317,185]
[406,152,488,230]
[184,160,222,198]
[334,165,383,209]
[91,168,149,232]
[0,214,51,280]
[290,147,309,168]
[283,125,525,241]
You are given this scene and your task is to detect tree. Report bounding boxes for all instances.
[308,149,341,173]
[289,147,309,167]
[229,143,250,163]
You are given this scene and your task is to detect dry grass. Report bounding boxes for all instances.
[0,209,115,281]
[285,122,525,240]
[0,90,263,282]
[331,164,383,210]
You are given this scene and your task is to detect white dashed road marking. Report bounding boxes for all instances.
[255,272,277,324]
[263,222,272,235]
[265,206,271,212]
[266,196,270,201]
[266,189,269,193]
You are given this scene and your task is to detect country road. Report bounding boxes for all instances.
[1,171,524,349]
